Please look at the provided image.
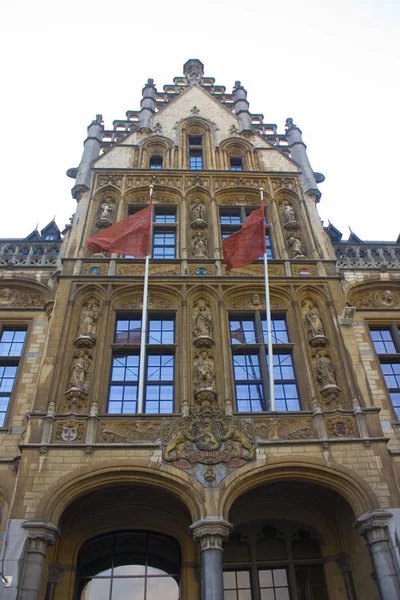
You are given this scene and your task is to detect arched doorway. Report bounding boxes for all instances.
[224,480,376,600]
[50,482,197,599]
[76,530,181,600]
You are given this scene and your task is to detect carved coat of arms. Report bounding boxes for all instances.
[56,420,84,442]
[162,406,255,471]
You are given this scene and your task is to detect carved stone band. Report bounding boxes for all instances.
[190,518,232,551]
[22,520,60,548]
[355,509,392,538]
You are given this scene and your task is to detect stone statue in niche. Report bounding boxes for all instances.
[64,349,92,413]
[304,303,328,347]
[288,236,306,259]
[283,202,299,230]
[96,198,114,228]
[315,350,341,405]
[194,351,217,406]
[191,201,207,229]
[192,232,208,258]
[193,300,214,348]
[75,298,101,348]
[68,350,90,392]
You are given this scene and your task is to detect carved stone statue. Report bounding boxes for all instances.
[191,202,207,229]
[195,351,215,391]
[68,350,90,392]
[193,302,213,347]
[315,351,339,390]
[284,203,296,224]
[288,236,306,258]
[283,203,299,230]
[76,299,101,347]
[192,232,208,258]
[96,199,114,228]
[304,304,328,347]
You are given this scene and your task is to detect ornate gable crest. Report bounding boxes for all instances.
[162,406,255,486]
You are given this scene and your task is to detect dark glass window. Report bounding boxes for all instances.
[189,135,203,170]
[189,150,203,170]
[230,157,243,171]
[223,522,328,600]
[108,316,175,415]
[370,325,400,419]
[230,315,299,412]
[77,531,181,600]
[0,328,27,427]
[125,206,177,259]
[153,231,176,258]
[149,155,163,169]
[220,206,274,259]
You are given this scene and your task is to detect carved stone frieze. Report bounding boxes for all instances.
[117,295,175,310]
[326,416,355,437]
[126,176,182,191]
[117,264,145,276]
[0,287,46,307]
[226,265,263,276]
[187,176,210,189]
[350,289,400,309]
[55,419,85,442]
[96,174,123,188]
[162,406,255,470]
[214,178,268,192]
[228,295,285,310]
[271,178,295,191]
[254,418,314,440]
[100,421,161,443]
[82,263,108,276]
[150,264,180,276]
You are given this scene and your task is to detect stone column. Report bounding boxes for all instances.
[45,564,63,600]
[138,78,157,132]
[336,553,358,600]
[20,521,60,600]
[232,82,252,133]
[355,510,400,600]
[285,119,320,199]
[190,518,232,600]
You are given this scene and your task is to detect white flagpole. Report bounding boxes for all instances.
[137,184,154,414]
[260,188,275,411]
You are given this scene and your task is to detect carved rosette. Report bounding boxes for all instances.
[190,519,233,551]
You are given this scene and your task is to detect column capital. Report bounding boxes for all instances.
[190,517,232,551]
[355,509,392,538]
[22,520,60,547]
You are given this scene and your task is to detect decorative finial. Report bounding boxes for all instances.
[285,117,295,129]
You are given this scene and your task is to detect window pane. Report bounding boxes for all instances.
[154,208,176,223]
[262,318,289,344]
[220,210,241,224]
[112,578,144,599]
[371,329,396,353]
[0,329,27,356]
[149,319,175,344]
[233,354,260,380]
[115,319,142,344]
[80,579,111,600]
[147,577,179,599]
[230,319,256,344]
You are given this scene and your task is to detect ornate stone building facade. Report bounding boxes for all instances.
[1,59,400,600]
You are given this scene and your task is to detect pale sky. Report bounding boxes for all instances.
[1,0,399,242]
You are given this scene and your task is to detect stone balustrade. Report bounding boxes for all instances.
[334,243,400,269]
[0,241,61,267]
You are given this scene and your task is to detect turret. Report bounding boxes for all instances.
[69,115,104,200]
[285,118,323,200]
[137,78,157,132]
[232,81,253,133]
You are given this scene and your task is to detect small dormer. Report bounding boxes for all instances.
[25,229,42,241]
[348,230,362,244]
[41,221,61,241]
[325,223,343,242]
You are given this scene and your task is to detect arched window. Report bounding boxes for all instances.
[76,531,181,600]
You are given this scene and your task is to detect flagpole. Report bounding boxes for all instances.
[260,188,275,411]
[137,184,154,414]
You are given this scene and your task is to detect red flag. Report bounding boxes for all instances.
[87,203,152,256]
[222,204,266,271]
